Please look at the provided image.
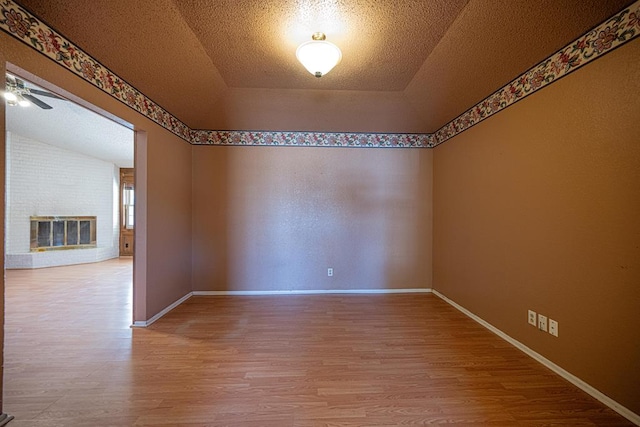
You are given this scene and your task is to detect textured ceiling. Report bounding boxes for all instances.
[404,0,634,131]
[15,0,634,133]
[172,0,469,91]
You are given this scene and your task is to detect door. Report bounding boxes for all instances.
[120,168,134,256]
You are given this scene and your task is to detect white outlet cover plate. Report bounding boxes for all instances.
[549,319,558,337]
[538,314,548,332]
[528,310,537,326]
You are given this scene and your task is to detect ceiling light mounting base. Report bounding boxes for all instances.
[312,32,326,41]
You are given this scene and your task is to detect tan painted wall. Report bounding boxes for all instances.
[0,33,193,325]
[433,39,640,414]
[192,146,432,292]
[207,88,426,133]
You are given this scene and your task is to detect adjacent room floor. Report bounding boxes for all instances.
[3,259,633,426]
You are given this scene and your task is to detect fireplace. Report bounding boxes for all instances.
[30,216,97,251]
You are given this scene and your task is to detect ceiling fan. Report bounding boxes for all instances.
[4,74,64,109]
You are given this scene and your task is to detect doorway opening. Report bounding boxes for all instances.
[3,68,137,419]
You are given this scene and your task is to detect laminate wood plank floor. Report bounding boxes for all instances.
[3,259,633,426]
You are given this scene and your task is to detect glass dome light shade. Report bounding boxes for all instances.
[3,91,17,102]
[296,39,342,78]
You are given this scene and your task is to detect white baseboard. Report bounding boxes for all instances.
[130,292,193,328]
[127,286,638,424]
[131,288,431,327]
[431,289,640,426]
[0,413,15,426]
[193,288,432,296]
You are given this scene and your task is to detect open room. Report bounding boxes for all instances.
[1,1,639,426]
[3,71,135,425]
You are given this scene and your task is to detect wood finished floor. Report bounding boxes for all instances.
[3,259,633,426]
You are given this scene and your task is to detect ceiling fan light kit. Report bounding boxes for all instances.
[4,74,61,109]
[3,90,30,107]
[296,32,342,78]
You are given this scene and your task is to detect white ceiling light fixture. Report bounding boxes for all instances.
[18,97,31,107]
[3,91,18,102]
[296,32,342,78]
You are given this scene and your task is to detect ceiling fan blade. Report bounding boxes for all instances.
[22,93,53,109]
[30,89,64,100]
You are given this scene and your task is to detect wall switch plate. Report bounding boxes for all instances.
[538,314,548,332]
[327,268,333,277]
[549,319,558,337]
[528,310,537,326]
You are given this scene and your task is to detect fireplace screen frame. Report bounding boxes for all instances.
[30,216,97,251]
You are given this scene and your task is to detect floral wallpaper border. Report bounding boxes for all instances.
[432,0,640,146]
[0,0,191,141]
[190,129,434,148]
[1,0,639,148]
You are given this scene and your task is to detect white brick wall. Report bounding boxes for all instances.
[5,132,120,268]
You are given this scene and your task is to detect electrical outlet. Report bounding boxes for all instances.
[549,319,558,337]
[538,314,548,332]
[327,268,333,277]
[528,310,537,326]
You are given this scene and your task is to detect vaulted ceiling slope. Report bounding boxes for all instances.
[17,0,633,133]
